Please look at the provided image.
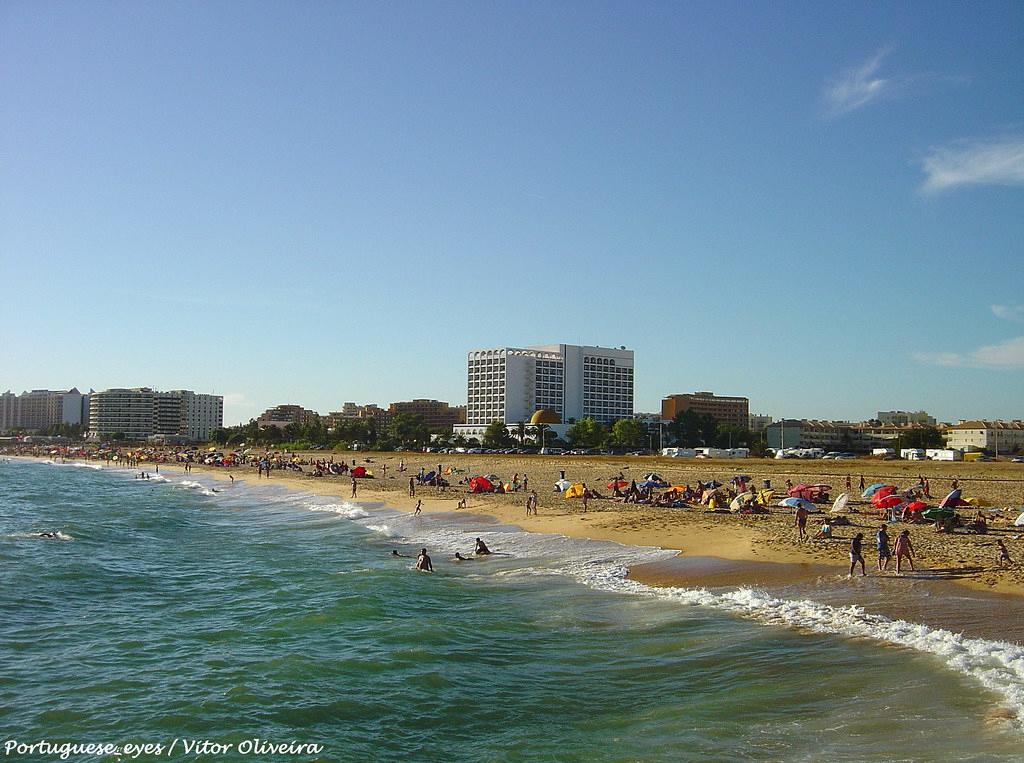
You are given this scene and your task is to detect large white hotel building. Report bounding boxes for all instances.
[454,343,634,440]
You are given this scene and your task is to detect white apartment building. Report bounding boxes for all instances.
[944,420,1024,454]
[456,343,634,439]
[89,388,223,441]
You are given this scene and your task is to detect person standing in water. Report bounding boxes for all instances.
[894,530,915,573]
[416,548,433,572]
[876,524,891,571]
[849,533,866,577]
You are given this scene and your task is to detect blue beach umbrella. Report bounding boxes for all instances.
[780,497,818,512]
[862,483,886,498]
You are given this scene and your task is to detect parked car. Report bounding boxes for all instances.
[1011,456,1024,463]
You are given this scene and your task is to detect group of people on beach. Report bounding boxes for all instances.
[848,525,916,576]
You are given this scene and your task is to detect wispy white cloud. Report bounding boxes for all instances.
[914,336,1024,369]
[921,136,1024,193]
[992,304,1024,322]
[823,50,893,117]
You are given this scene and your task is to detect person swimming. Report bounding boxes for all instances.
[474,537,491,555]
[453,552,473,562]
[35,531,60,539]
[391,549,410,557]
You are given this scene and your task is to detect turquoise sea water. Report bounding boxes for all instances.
[2,459,1023,761]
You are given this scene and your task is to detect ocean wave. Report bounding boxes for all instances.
[178,480,204,489]
[309,502,369,519]
[365,524,397,538]
[569,557,1024,729]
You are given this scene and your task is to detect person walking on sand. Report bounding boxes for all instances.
[876,524,891,571]
[581,484,589,513]
[845,475,852,492]
[351,476,357,499]
[409,477,415,497]
[794,505,809,541]
[859,475,865,491]
[996,540,1012,567]
[849,533,866,577]
[414,499,422,516]
[894,530,915,573]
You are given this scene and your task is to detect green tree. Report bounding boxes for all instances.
[390,413,429,448]
[610,418,646,449]
[482,420,513,448]
[565,417,606,449]
[668,409,701,446]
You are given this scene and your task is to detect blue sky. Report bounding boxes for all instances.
[2,1,1022,425]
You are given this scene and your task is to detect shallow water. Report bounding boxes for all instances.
[1,459,1022,761]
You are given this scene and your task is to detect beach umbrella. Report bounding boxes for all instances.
[607,479,628,490]
[351,466,367,477]
[701,487,721,503]
[704,480,723,489]
[554,478,571,492]
[639,479,662,489]
[862,483,886,498]
[644,473,665,482]
[1014,513,1024,527]
[830,492,850,514]
[939,489,962,509]
[780,497,818,512]
[484,474,501,483]
[905,500,929,512]
[730,491,754,511]
[875,495,903,509]
[787,483,811,497]
[875,485,898,499]
[669,485,689,492]
[922,507,955,521]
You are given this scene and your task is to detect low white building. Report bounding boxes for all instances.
[944,420,1024,455]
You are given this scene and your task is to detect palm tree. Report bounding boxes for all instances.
[514,420,527,448]
[532,423,551,452]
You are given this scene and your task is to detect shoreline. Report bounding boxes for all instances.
[17,453,1024,601]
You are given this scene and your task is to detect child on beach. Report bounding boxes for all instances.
[894,530,915,573]
[996,540,1012,567]
[414,500,421,516]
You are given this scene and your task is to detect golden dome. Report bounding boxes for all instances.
[530,409,561,425]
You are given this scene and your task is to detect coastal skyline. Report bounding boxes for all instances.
[3,2,1022,426]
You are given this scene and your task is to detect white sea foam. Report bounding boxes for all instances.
[178,480,204,489]
[70,462,103,470]
[365,524,397,537]
[308,502,369,520]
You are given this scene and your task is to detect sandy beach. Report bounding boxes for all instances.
[163,451,1024,598]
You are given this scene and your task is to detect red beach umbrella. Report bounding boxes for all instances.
[875,495,903,509]
[905,500,928,512]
